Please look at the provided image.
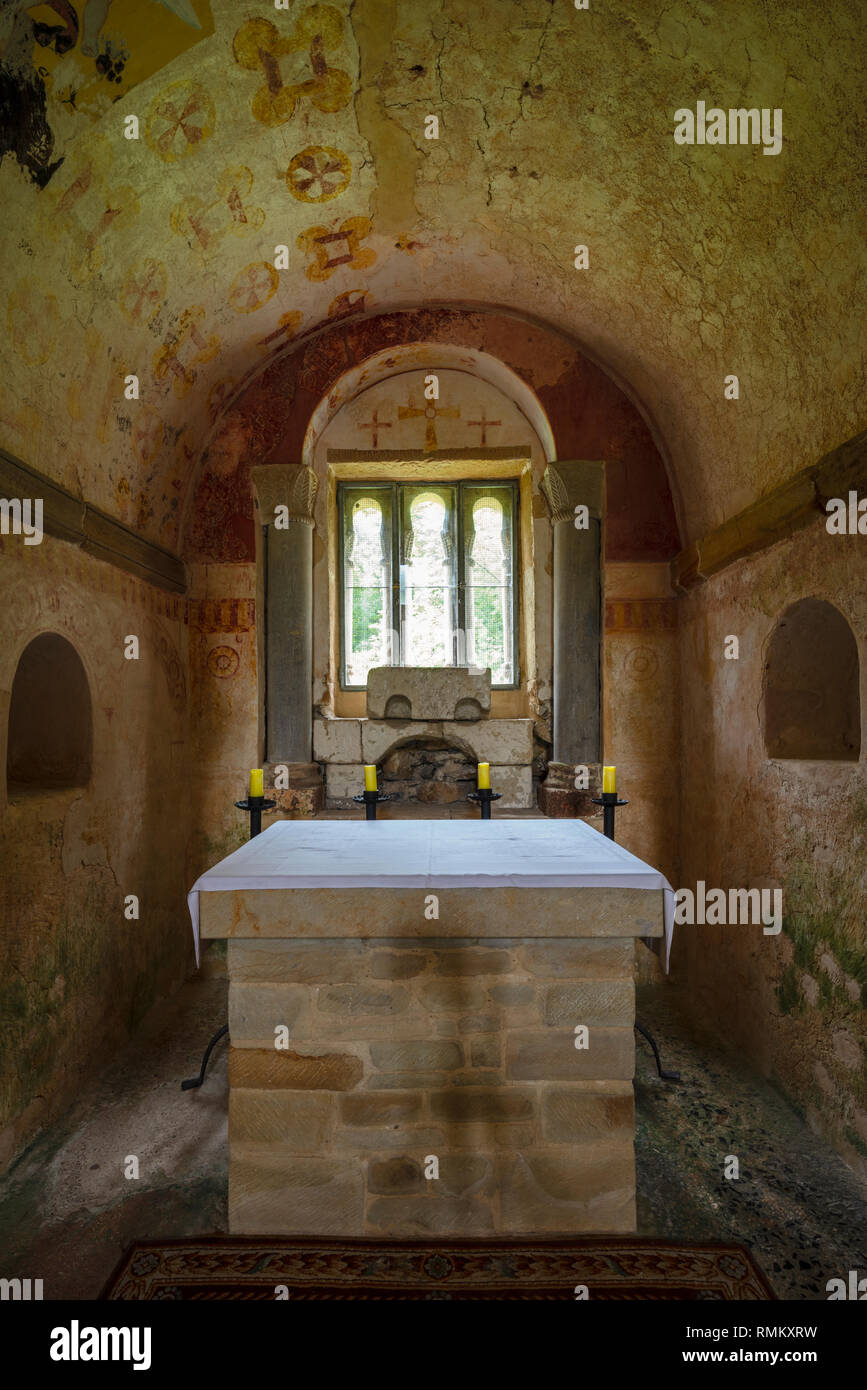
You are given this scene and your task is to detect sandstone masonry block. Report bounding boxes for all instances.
[435,1155,493,1198]
[230,1089,333,1149]
[366,1195,494,1234]
[318,983,409,1016]
[541,1086,635,1142]
[230,1146,363,1235]
[228,983,310,1045]
[229,940,366,983]
[370,1040,464,1072]
[430,1089,535,1123]
[441,718,533,764]
[313,717,362,762]
[489,765,534,808]
[497,1147,635,1232]
[458,1012,499,1033]
[518,940,635,978]
[471,1038,501,1068]
[543,981,635,1028]
[340,1093,424,1127]
[370,951,428,980]
[417,979,488,1011]
[365,1071,452,1090]
[368,1155,423,1194]
[229,1047,364,1091]
[432,948,512,976]
[507,1029,635,1080]
[489,982,535,1006]
[325,763,365,802]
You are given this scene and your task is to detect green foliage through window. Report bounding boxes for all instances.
[339,480,518,689]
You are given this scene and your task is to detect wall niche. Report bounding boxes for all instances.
[6,633,93,793]
[763,599,861,761]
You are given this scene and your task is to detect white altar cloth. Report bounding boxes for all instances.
[187,819,675,970]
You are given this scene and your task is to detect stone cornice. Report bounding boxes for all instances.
[671,428,867,592]
[0,447,186,594]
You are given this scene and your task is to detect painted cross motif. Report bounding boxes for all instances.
[53,155,139,281]
[256,309,304,351]
[171,166,265,256]
[120,259,166,325]
[327,288,369,319]
[286,145,351,203]
[153,307,221,399]
[232,11,351,128]
[298,216,376,281]
[228,262,279,314]
[359,408,392,448]
[467,407,502,446]
[7,281,60,366]
[399,399,461,452]
[145,80,215,162]
[132,409,164,466]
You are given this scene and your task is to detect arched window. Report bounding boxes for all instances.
[764,599,860,760]
[343,494,391,686]
[403,490,454,667]
[466,494,513,684]
[6,634,92,792]
[338,480,518,688]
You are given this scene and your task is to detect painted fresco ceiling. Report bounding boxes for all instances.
[0,0,863,554]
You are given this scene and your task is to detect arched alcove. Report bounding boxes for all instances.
[6,634,93,792]
[764,600,861,760]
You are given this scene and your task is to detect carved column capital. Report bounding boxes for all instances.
[540,460,605,524]
[252,464,318,526]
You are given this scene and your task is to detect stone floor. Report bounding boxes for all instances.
[0,966,864,1299]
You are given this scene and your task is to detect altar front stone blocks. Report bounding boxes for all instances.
[219,925,647,1237]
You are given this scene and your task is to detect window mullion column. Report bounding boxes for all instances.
[392,483,401,666]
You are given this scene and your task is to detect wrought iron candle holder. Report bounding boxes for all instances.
[467,787,502,819]
[234,793,277,838]
[590,788,628,840]
[182,784,275,1091]
[353,788,395,820]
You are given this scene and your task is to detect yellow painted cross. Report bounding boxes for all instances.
[398,400,460,451]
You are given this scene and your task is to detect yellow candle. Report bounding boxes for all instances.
[364,764,378,792]
[249,768,264,798]
[477,762,491,790]
[602,765,616,794]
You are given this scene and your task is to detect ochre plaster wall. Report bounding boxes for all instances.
[0,537,191,1169]
[675,520,867,1176]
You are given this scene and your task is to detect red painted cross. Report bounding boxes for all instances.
[467,407,501,446]
[359,407,392,448]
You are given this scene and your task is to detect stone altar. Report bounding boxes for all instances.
[191,819,671,1237]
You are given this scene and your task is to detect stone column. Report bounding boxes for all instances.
[252,465,324,815]
[539,460,605,815]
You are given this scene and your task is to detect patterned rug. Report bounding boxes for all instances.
[104,1237,776,1300]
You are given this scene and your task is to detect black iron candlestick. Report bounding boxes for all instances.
[587,781,680,1082]
[352,788,395,820]
[182,784,275,1091]
[467,787,503,819]
[234,793,276,837]
[590,788,628,840]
